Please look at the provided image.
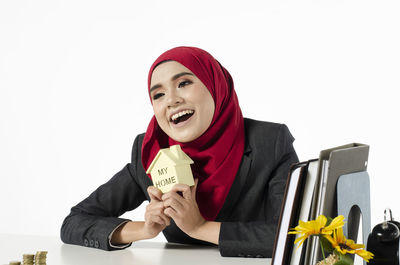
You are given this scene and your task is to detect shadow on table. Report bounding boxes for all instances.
[159,243,245,265]
[162,242,218,250]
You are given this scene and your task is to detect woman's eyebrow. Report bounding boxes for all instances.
[171,72,194,81]
[150,84,161,93]
[150,72,194,93]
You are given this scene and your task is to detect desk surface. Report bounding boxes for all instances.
[0,234,271,265]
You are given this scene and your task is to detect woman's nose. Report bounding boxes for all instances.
[167,89,183,107]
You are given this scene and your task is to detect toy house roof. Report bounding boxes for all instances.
[146,145,194,174]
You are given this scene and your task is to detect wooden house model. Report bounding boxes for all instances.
[146,145,194,193]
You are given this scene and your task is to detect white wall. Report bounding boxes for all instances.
[1,0,399,254]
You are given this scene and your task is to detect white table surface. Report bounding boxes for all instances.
[0,234,271,265]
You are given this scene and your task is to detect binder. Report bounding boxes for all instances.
[272,143,369,265]
[289,159,319,265]
[304,143,369,265]
[271,161,309,265]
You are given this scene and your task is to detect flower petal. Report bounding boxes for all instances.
[316,215,327,227]
[355,249,374,262]
[336,227,346,243]
[324,235,337,247]
[325,215,345,231]
[294,235,308,247]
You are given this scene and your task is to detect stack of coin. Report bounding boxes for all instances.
[22,254,34,265]
[9,262,21,265]
[34,251,47,265]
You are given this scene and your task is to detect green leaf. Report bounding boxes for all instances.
[334,251,354,265]
[333,260,352,265]
[340,254,353,264]
[326,216,333,226]
[320,236,335,252]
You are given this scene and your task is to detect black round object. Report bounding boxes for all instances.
[367,221,400,265]
[373,221,400,242]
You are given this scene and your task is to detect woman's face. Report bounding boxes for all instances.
[150,61,215,143]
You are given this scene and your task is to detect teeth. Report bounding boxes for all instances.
[171,110,194,121]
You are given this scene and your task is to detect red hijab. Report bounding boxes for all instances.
[141,46,245,221]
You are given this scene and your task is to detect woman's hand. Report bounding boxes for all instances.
[144,186,171,239]
[162,179,206,237]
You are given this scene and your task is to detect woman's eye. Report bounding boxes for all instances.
[178,80,192,88]
[152,93,164,100]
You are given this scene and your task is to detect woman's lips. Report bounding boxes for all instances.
[170,112,194,128]
[169,109,195,122]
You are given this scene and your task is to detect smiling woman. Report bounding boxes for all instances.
[60,46,299,258]
[150,61,215,143]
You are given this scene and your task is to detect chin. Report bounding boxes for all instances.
[172,136,194,143]
[169,132,198,143]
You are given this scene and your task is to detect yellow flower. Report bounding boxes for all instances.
[289,215,345,246]
[325,227,374,262]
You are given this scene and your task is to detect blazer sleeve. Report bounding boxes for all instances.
[218,124,299,258]
[60,136,147,251]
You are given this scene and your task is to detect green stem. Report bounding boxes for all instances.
[319,238,326,262]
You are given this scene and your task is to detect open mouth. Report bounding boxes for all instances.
[170,110,195,125]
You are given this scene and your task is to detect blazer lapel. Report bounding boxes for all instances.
[215,143,252,221]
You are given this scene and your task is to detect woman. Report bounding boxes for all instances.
[60,46,299,257]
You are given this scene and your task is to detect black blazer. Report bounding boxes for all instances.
[60,118,299,257]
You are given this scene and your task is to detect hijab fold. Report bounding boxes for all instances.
[141,47,244,221]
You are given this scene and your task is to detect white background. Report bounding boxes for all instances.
[1,0,399,261]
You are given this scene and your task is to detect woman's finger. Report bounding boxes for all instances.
[147,186,163,201]
[149,215,165,225]
[191,178,198,201]
[145,200,171,225]
[146,206,168,224]
[146,200,164,212]
[164,206,178,220]
[163,197,184,213]
[167,184,192,200]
